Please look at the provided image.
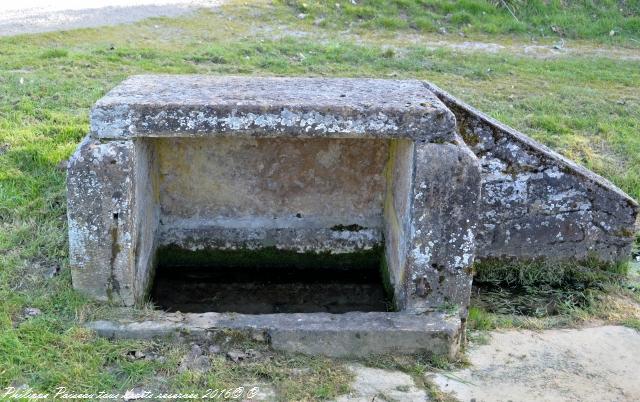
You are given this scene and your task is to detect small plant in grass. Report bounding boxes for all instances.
[467,306,494,330]
[622,318,640,331]
[41,49,69,59]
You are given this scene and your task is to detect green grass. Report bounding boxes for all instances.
[472,257,629,318]
[281,0,640,44]
[468,258,640,330]
[0,0,639,397]
[468,306,494,330]
[623,317,640,331]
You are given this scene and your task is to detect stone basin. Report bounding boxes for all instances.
[67,75,637,357]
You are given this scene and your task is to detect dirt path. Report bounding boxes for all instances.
[331,326,640,401]
[0,0,223,37]
[432,325,640,402]
[336,365,428,401]
[3,2,638,62]
[419,38,640,61]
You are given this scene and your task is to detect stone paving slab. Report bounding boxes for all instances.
[336,364,428,402]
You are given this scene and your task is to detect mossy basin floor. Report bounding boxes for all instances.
[151,263,391,314]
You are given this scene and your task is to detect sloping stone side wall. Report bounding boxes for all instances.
[426,83,638,263]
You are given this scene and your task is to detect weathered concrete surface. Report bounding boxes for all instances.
[67,136,159,306]
[160,225,383,254]
[383,139,415,309]
[426,82,638,263]
[157,138,387,220]
[90,76,457,141]
[402,141,481,316]
[133,138,161,300]
[157,137,387,253]
[336,364,429,402]
[430,326,640,402]
[87,311,462,358]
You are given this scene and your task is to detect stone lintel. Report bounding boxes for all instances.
[90,75,456,141]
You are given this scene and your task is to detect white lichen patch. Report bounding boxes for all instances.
[94,107,405,138]
[67,219,91,268]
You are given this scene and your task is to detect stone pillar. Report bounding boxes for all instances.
[403,141,482,317]
[67,136,158,306]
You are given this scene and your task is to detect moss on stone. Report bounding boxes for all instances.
[156,245,384,271]
[459,122,480,147]
[616,228,635,238]
[378,256,397,311]
[330,224,366,232]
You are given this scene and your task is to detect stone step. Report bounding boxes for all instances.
[87,310,462,359]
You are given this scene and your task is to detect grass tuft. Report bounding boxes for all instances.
[41,49,69,59]
[469,257,640,330]
[467,306,494,330]
[472,257,628,317]
[623,318,640,331]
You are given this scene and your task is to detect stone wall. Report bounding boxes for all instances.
[383,139,414,308]
[426,83,638,263]
[67,137,158,306]
[402,141,481,315]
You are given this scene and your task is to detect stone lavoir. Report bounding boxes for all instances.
[67,76,637,357]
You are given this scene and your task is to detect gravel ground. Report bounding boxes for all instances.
[0,0,223,36]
